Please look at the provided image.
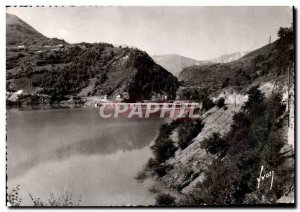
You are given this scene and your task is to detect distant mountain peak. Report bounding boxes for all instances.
[151,54,211,77]
[209,51,250,64]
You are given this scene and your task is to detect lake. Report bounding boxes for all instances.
[7,107,163,206]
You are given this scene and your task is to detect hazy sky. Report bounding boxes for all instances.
[7,6,293,60]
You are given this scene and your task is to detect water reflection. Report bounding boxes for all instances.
[7,107,162,206]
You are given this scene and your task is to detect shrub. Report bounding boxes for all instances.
[159,120,180,137]
[193,159,241,205]
[145,157,173,177]
[7,185,22,207]
[216,98,225,108]
[29,191,81,206]
[135,170,147,182]
[253,54,265,64]
[155,193,176,206]
[178,119,204,150]
[150,120,182,163]
[202,96,215,111]
[148,185,160,193]
[266,92,285,120]
[8,186,81,207]
[151,137,176,163]
[146,157,160,169]
[243,85,265,116]
[201,133,229,158]
[278,27,291,38]
[153,164,171,177]
[235,80,241,86]
[99,72,107,84]
[221,78,230,88]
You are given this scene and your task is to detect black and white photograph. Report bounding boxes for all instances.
[5,5,295,207]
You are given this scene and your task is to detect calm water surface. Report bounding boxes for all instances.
[7,107,163,206]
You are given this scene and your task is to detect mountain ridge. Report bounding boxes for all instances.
[178,31,293,99]
[209,51,250,63]
[151,54,211,77]
[6,14,179,104]
[151,51,250,77]
[6,13,67,46]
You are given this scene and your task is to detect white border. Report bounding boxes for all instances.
[1,1,299,212]
[0,0,299,6]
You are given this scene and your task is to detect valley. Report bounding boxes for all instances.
[6,9,295,207]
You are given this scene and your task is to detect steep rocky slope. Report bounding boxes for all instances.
[161,105,241,194]
[143,26,294,205]
[146,80,294,205]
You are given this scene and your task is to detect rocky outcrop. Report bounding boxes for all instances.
[161,104,241,194]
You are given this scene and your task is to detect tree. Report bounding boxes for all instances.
[151,137,176,163]
[155,193,176,206]
[202,96,215,111]
[243,85,265,113]
[201,133,229,157]
[216,98,225,108]
[178,119,204,150]
[221,78,230,88]
[277,27,290,38]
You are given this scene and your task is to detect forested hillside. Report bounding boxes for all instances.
[178,26,294,98]
[6,14,179,104]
